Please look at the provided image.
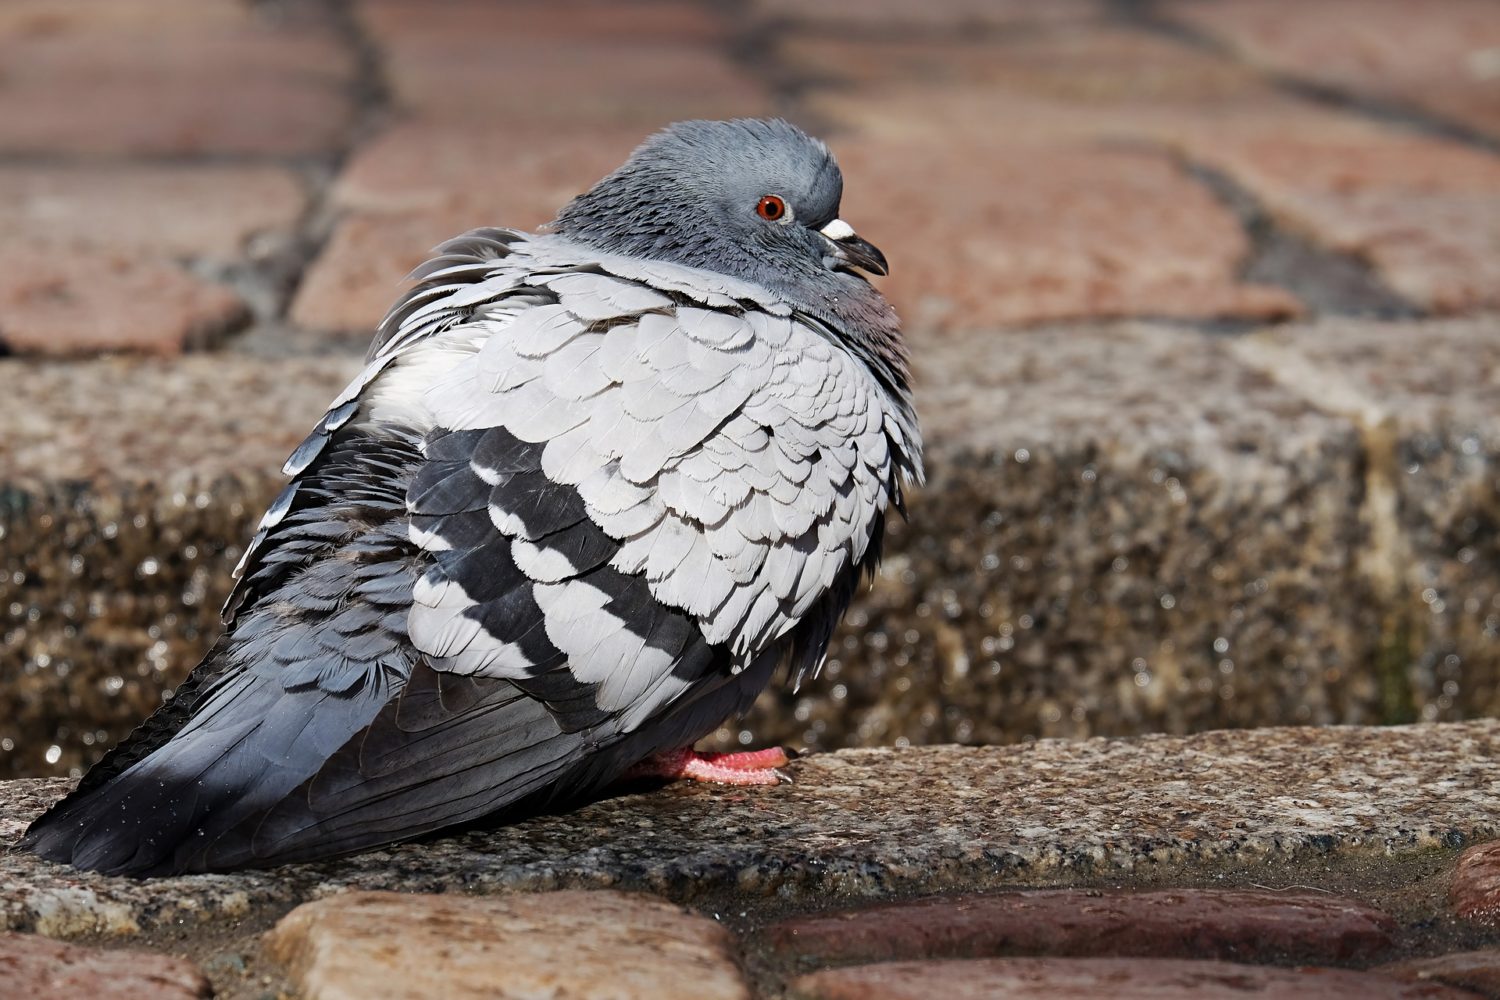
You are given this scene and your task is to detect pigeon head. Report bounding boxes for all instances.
[552,119,896,335]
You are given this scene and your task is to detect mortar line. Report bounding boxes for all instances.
[1123,0,1500,158]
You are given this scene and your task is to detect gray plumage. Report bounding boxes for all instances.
[21,118,922,875]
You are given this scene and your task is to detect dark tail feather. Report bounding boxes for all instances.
[19,665,395,877]
[21,663,592,875]
[192,665,588,871]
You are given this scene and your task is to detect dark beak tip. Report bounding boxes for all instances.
[839,235,890,277]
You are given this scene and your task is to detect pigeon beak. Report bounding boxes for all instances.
[820,218,889,277]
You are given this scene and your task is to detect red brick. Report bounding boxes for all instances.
[767,889,1395,967]
[299,122,645,333]
[0,165,306,259]
[1165,0,1500,140]
[791,958,1480,1000]
[360,0,767,125]
[787,28,1500,318]
[785,28,1267,108]
[1381,950,1500,998]
[0,248,245,356]
[333,121,642,218]
[794,27,1300,147]
[830,135,1298,332]
[1184,131,1500,314]
[358,0,731,47]
[0,0,245,35]
[290,212,460,334]
[1453,841,1500,923]
[753,0,1105,30]
[0,931,209,999]
[0,1,356,156]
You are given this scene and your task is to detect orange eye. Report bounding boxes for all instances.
[756,195,787,221]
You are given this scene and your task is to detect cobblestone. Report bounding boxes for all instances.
[1381,950,1500,999]
[266,890,750,1000]
[832,137,1298,331]
[1453,842,1500,924]
[1165,0,1500,140]
[0,0,357,157]
[0,166,307,260]
[0,249,246,356]
[0,930,210,999]
[4,3,1500,997]
[789,958,1480,1000]
[1185,131,1500,314]
[360,0,767,126]
[766,889,1395,967]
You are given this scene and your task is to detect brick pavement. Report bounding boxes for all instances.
[2,2,1500,995]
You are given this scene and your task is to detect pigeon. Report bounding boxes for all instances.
[20,118,922,876]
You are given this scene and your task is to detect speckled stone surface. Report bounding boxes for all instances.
[0,355,362,780]
[1234,317,1500,722]
[2,721,1497,938]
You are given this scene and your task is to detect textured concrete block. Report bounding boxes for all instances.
[1231,317,1500,722]
[0,355,361,778]
[3,722,1499,935]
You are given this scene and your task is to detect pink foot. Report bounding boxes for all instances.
[625,746,793,786]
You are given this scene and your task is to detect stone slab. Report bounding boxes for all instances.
[765,889,1395,967]
[0,355,363,779]
[0,930,210,998]
[265,890,750,1000]
[2,721,1498,937]
[789,958,1480,1000]
[1231,317,1500,721]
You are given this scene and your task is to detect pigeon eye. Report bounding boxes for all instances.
[756,195,787,221]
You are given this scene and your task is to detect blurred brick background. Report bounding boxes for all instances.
[1,0,1498,778]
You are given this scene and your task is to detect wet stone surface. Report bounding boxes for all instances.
[1452,843,1500,925]
[2,721,1498,937]
[787,958,1483,1000]
[765,889,1396,968]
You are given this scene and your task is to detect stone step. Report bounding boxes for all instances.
[2,720,1497,937]
[2,316,1497,777]
[5,722,1500,997]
